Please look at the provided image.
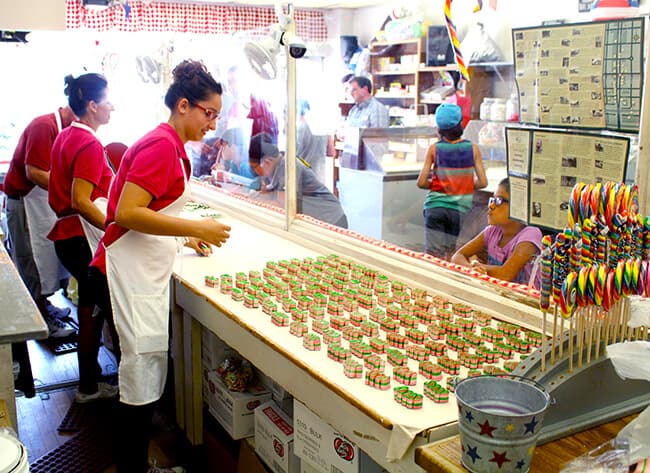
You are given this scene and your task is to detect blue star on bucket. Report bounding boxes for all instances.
[516,459,526,470]
[465,410,474,422]
[524,417,539,434]
[466,445,481,463]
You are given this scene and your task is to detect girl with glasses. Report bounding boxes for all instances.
[451,178,543,287]
[89,60,231,473]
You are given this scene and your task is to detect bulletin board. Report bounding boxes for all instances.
[512,17,644,133]
[505,127,629,231]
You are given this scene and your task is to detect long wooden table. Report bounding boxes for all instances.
[415,414,637,472]
[0,243,48,428]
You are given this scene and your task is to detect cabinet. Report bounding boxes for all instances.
[369,38,516,124]
[369,38,458,122]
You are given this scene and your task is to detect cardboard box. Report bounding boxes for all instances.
[206,370,271,440]
[255,401,300,473]
[300,462,320,473]
[293,400,384,473]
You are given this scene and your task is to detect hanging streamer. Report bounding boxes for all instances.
[444,0,471,81]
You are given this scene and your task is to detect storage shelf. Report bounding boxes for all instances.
[419,66,458,72]
[375,95,416,99]
[374,70,418,75]
[370,38,421,47]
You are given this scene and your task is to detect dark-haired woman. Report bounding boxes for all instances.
[417,103,487,259]
[90,60,231,473]
[48,73,118,403]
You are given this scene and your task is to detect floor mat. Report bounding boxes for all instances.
[57,398,117,433]
[30,428,113,473]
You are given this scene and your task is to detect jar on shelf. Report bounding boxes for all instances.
[490,98,506,122]
[480,98,494,121]
[506,93,520,122]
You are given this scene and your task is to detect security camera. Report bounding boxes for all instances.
[280,31,307,59]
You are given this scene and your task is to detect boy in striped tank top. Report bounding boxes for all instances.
[417,104,487,259]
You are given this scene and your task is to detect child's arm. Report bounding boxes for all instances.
[416,144,436,189]
[472,144,488,189]
[480,241,539,281]
[451,231,486,267]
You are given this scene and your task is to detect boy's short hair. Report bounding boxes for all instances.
[249,132,279,164]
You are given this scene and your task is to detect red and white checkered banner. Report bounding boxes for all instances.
[66,0,328,41]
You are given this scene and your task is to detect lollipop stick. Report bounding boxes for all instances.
[568,315,574,373]
[594,308,602,360]
[541,309,547,372]
[558,308,564,358]
[577,309,584,368]
[587,306,594,363]
[551,305,558,364]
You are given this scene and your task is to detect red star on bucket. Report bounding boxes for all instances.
[478,419,497,437]
[489,451,511,468]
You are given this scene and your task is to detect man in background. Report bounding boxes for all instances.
[345,76,389,128]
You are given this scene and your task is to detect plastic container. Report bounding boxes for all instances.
[490,98,506,122]
[480,98,495,121]
[455,375,550,473]
[0,430,29,473]
[506,93,520,122]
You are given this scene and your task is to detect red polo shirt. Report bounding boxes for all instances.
[48,123,113,241]
[91,123,191,274]
[2,108,75,197]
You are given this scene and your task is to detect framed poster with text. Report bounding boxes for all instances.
[512,18,644,133]
[506,127,629,230]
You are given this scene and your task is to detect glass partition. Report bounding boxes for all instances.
[4,9,643,307]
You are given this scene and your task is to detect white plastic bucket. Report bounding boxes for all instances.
[0,431,29,473]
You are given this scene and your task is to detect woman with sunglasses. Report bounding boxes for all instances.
[48,72,118,403]
[89,59,230,473]
[451,178,542,287]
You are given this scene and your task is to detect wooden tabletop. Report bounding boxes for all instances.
[0,243,47,343]
[415,414,637,473]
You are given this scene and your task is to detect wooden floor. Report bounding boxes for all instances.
[14,290,192,472]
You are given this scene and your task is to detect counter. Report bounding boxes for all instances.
[0,243,48,428]
[415,414,638,472]
[169,194,544,472]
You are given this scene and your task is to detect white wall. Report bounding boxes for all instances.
[0,0,66,31]
[347,0,650,62]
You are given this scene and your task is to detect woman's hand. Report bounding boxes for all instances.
[185,237,212,256]
[195,218,231,248]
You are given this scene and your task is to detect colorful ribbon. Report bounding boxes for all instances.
[444,0,470,81]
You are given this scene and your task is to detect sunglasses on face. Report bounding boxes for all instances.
[193,102,220,121]
[488,196,509,207]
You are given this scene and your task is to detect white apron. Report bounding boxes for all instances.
[23,110,68,295]
[106,158,191,405]
[55,122,113,256]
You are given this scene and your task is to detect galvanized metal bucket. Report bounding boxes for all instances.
[455,375,550,473]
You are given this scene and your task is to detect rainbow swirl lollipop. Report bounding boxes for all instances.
[559,271,577,319]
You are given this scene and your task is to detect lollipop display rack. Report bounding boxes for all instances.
[514,181,650,444]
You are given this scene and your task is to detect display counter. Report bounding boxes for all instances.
[338,127,435,250]
[414,414,637,473]
[337,125,507,251]
[0,243,48,428]
[170,192,543,473]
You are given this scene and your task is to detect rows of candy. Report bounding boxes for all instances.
[204,254,541,409]
[538,182,649,372]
